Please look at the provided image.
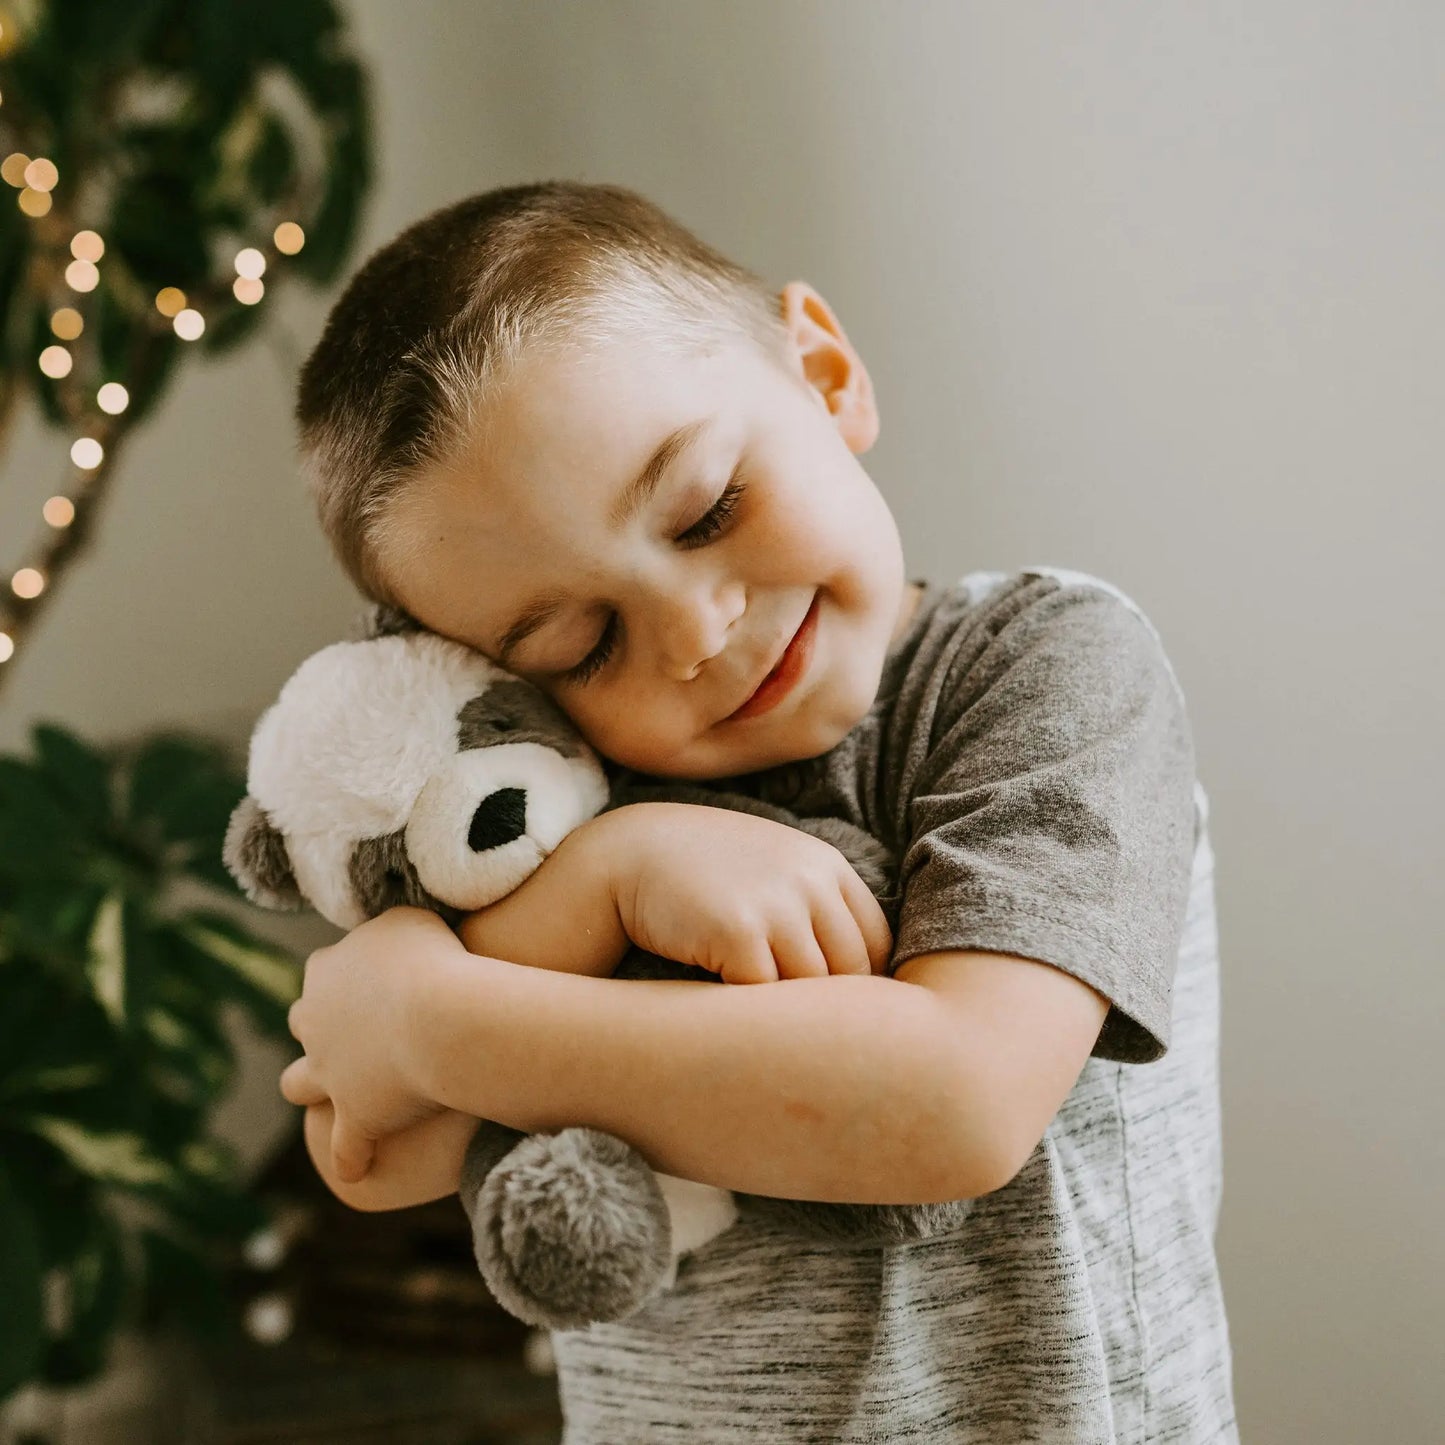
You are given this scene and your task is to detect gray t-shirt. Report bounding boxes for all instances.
[550,567,1238,1444]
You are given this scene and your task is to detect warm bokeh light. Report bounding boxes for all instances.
[50,307,83,340]
[173,308,205,340]
[234,247,266,279]
[12,569,45,600]
[97,382,129,414]
[70,230,105,262]
[65,259,99,292]
[96,382,130,415]
[0,633,13,665]
[233,276,264,305]
[18,187,51,217]
[1,152,29,187]
[23,157,57,191]
[43,494,76,528]
[38,345,72,378]
[70,437,104,470]
[273,221,305,254]
[43,496,76,528]
[154,286,186,317]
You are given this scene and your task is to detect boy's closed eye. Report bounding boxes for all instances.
[560,468,749,687]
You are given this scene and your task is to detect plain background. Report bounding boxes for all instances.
[2,4,1440,1440]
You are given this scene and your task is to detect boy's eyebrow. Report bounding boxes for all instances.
[606,418,710,530]
[494,418,711,666]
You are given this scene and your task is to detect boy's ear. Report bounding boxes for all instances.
[779,280,879,454]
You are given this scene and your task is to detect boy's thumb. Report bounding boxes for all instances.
[332,1117,375,1184]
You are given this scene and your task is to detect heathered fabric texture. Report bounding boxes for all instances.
[551,568,1238,1443]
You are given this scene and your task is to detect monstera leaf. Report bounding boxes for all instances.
[0,720,302,1404]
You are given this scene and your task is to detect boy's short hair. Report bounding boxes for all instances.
[297,180,791,608]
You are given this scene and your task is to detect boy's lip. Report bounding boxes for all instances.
[726,593,819,721]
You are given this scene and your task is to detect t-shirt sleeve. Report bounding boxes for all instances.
[889,578,1198,1063]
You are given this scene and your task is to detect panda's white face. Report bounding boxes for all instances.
[240,632,609,930]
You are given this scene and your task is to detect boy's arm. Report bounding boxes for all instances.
[409,945,1105,1205]
[299,817,628,1214]
[302,1096,484,1213]
[454,812,630,976]
[405,804,1105,1204]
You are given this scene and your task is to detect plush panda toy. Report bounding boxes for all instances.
[224,606,974,1330]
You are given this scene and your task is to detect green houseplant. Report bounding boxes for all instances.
[0,723,301,1406]
[0,0,374,1428]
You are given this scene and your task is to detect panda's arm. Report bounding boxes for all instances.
[456,812,631,976]
[302,1097,484,1212]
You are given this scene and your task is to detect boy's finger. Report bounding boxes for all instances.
[808,901,872,976]
[331,1115,375,1184]
[279,1056,328,1106]
[769,922,831,981]
[839,870,894,974]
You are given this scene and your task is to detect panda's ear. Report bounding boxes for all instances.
[360,602,423,640]
[223,795,303,910]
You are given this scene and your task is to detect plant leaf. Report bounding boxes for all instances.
[0,1154,46,1401]
[37,1206,132,1389]
[22,1117,182,1192]
[169,911,301,1026]
[30,724,114,834]
[84,892,127,1027]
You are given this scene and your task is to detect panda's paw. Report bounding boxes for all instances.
[467,1127,673,1330]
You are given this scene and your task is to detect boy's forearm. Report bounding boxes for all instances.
[303,1099,484,1213]
[455,813,629,976]
[410,958,1008,1205]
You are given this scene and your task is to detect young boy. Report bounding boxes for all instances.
[278,182,1238,1442]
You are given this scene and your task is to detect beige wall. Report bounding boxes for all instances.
[3,4,1439,1439]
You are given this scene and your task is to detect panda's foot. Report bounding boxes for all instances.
[467,1127,674,1330]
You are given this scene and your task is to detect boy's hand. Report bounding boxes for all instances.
[280,906,469,1184]
[595,802,893,984]
[303,1098,485,1213]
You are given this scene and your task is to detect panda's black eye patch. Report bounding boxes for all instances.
[469,787,527,852]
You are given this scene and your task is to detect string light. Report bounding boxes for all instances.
[12,569,45,600]
[22,157,57,191]
[96,383,129,414]
[70,230,104,262]
[65,258,99,292]
[43,497,75,528]
[3,204,311,688]
[273,221,305,254]
[38,345,72,379]
[1,152,29,187]
[70,437,103,470]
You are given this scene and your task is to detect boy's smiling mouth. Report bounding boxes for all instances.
[726,592,820,722]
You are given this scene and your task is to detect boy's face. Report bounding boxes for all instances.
[382,281,913,780]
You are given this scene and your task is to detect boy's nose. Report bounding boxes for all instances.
[655,585,746,681]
